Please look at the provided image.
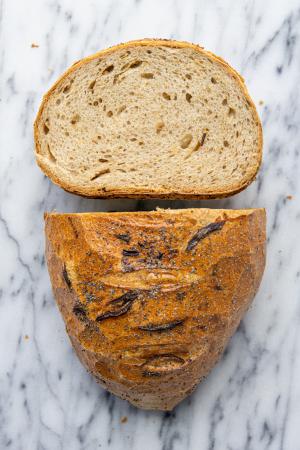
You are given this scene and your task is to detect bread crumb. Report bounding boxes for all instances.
[31,43,39,48]
[121,416,128,423]
[286,195,293,200]
[259,100,264,105]
[24,335,29,340]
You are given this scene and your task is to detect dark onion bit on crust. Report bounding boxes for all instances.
[62,265,72,289]
[186,221,225,252]
[73,304,87,321]
[122,248,140,257]
[142,371,162,377]
[115,233,131,243]
[138,319,184,332]
[157,251,164,260]
[214,284,223,291]
[96,290,139,322]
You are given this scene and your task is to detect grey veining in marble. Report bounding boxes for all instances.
[1,0,300,448]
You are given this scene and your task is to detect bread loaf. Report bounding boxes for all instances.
[35,39,262,199]
[45,208,266,410]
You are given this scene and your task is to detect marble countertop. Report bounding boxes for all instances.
[1,0,300,448]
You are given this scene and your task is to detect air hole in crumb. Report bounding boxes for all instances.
[193,141,201,152]
[162,92,171,100]
[70,114,80,125]
[107,111,113,117]
[236,131,239,137]
[224,140,229,147]
[139,141,144,146]
[90,168,110,180]
[127,120,131,125]
[186,74,192,80]
[147,50,152,54]
[211,77,217,84]
[102,65,114,75]
[56,99,61,105]
[141,73,154,79]
[99,158,108,162]
[117,105,126,114]
[130,137,137,141]
[180,134,193,149]
[43,123,49,134]
[222,98,227,105]
[89,80,96,90]
[156,122,165,134]
[228,107,236,117]
[65,131,69,136]
[63,84,72,94]
[129,60,143,69]
[93,101,99,106]
[47,144,56,162]
[208,110,212,115]
[186,93,192,103]
[120,51,131,59]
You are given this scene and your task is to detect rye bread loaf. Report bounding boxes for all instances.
[35,39,262,199]
[45,208,266,410]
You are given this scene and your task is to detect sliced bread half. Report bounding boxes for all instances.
[45,208,266,410]
[35,39,262,199]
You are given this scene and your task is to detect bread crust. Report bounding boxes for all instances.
[45,208,266,410]
[34,39,263,199]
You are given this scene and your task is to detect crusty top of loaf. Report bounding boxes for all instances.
[45,208,266,410]
[35,39,262,199]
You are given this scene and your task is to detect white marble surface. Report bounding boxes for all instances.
[1,0,300,448]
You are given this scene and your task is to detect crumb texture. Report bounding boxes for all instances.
[35,40,262,198]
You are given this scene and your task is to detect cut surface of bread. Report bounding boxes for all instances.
[45,208,266,410]
[35,39,262,199]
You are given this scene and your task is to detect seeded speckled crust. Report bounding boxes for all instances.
[35,39,263,199]
[45,208,266,410]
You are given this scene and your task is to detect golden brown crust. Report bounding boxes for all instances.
[34,39,263,199]
[45,208,266,410]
